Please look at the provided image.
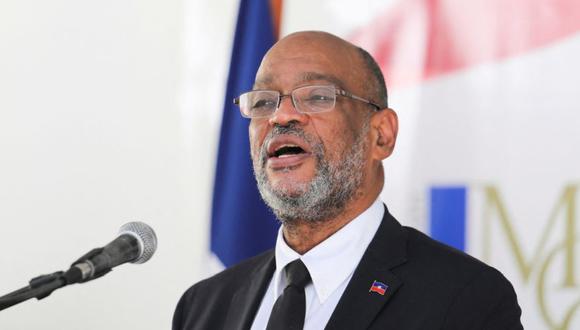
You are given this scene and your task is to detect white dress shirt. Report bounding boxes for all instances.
[250,199,385,330]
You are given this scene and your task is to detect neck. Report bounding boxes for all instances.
[282,189,378,254]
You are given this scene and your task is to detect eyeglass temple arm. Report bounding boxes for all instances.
[336,89,383,110]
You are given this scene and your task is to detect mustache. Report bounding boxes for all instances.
[269,122,306,137]
[259,123,311,165]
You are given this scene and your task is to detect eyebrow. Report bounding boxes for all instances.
[253,77,272,89]
[298,72,345,87]
[253,72,346,90]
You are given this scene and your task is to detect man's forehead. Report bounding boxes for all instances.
[252,31,362,90]
[273,31,354,53]
[253,71,345,90]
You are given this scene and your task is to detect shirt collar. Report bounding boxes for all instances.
[273,199,384,303]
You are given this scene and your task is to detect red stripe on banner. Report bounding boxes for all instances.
[350,0,580,88]
[270,0,283,39]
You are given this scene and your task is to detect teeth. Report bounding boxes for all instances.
[270,143,305,158]
[275,144,298,151]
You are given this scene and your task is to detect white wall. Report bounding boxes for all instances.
[0,0,237,328]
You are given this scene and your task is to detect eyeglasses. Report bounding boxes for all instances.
[233,85,382,118]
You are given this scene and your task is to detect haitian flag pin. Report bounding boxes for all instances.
[369,280,388,295]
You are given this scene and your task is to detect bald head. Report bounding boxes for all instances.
[255,31,388,110]
[274,31,358,57]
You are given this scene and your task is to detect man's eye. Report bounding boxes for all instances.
[252,99,277,109]
[305,94,333,103]
[308,94,331,101]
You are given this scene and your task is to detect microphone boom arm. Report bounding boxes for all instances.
[0,271,67,311]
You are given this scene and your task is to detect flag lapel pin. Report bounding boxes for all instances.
[369,280,388,296]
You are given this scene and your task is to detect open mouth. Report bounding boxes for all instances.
[265,136,312,170]
[271,145,306,158]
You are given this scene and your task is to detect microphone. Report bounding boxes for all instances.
[64,221,157,284]
[0,222,157,311]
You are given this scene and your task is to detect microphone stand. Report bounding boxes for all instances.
[0,271,68,311]
[0,248,104,312]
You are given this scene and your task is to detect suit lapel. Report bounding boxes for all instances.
[223,252,275,330]
[325,206,408,330]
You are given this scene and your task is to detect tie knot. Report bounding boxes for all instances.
[285,259,311,288]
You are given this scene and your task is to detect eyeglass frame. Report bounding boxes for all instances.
[233,85,384,119]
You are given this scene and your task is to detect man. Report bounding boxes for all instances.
[173,31,523,330]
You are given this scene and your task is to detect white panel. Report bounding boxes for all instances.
[0,0,237,328]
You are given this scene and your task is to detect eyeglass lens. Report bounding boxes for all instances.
[239,86,337,118]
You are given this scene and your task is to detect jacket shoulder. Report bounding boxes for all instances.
[393,226,522,329]
[197,250,273,287]
[172,250,274,330]
[400,225,513,289]
[403,226,490,273]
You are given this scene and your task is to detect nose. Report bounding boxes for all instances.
[268,94,309,126]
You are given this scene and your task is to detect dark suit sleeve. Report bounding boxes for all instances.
[172,285,196,330]
[441,267,523,330]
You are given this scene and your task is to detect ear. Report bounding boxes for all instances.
[369,108,398,161]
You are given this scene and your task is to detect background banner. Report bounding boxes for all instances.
[210,0,281,268]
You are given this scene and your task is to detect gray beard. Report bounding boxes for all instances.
[252,121,368,225]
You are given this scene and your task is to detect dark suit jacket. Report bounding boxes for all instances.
[173,207,523,330]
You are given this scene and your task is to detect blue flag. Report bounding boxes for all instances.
[210,0,280,268]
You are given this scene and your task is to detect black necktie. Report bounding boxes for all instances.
[266,259,312,330]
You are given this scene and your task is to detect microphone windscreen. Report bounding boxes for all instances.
[118,222,157,264]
